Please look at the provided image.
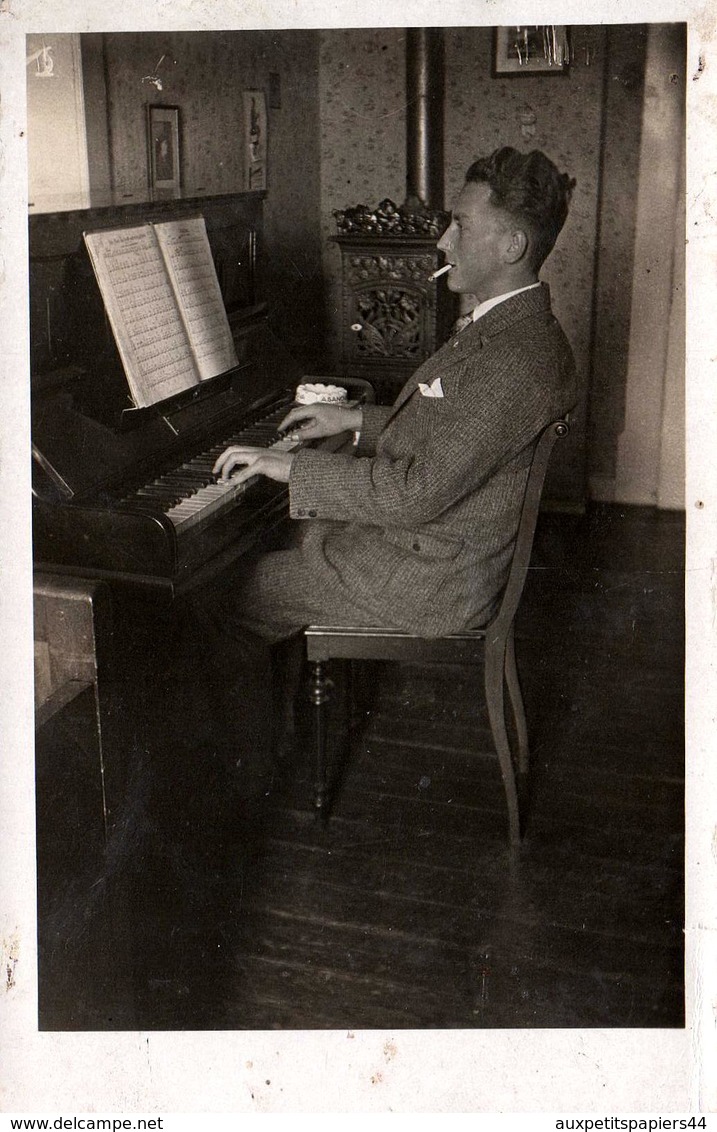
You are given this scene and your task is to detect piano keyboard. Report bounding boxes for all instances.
[121,396,300,535]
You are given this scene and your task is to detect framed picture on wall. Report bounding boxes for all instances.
[243,90,267,191]
[493,26,570,75]
[146,104,181,193]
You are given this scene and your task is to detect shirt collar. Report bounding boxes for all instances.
[471,282,542,322]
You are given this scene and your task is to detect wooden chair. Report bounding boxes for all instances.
[304,418,569,845]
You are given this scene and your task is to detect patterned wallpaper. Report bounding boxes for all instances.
[319,25,613,502]
[319,28,408,369]
[445,26,607,501]
[105,32,240,196]
[102,30,322,367]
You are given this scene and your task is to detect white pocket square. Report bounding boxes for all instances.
[418,376,444,398]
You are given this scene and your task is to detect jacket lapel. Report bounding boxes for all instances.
[447,283,552,361]
[382,284,553,428]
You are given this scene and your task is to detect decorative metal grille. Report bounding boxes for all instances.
[351,288,423,359]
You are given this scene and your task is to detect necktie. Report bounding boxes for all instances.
[450,313,473,337]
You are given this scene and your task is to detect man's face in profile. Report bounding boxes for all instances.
[437,181,512,302]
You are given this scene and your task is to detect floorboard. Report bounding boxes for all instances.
[35,503,685,1030]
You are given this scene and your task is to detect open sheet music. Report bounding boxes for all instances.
[84,217,238,408]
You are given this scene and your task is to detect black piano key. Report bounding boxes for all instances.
[121,392,296,519]
[136,487,185,504]
[158,474,208,488]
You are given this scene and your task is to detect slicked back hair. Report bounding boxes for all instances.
[465,147,576,270]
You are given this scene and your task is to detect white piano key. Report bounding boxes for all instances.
[167,435,303,531]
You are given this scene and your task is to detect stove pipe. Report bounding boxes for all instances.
[405,28,445,212]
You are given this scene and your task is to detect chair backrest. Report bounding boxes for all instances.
[490,419,569,632]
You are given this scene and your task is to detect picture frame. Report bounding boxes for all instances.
[146,104,181,193]
[243,89,267,191]
[493,26,570,75]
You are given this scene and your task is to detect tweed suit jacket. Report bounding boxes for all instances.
[288,283,577,635]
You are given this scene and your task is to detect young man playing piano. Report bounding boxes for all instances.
[186,147,577,791]
[211,147,577,646]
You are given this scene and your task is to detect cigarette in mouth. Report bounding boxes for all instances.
[429,264,453,281]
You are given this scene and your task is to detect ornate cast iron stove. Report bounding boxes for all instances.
[334,199,456,404]
[332,30,453,403]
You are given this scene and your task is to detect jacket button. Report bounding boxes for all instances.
[308,509,317,517]
[297,508,305,516]
[413,541,421,551]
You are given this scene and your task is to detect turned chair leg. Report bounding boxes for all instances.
[484,641,522,845]
[309,660,333,820]
[504,624,530,776]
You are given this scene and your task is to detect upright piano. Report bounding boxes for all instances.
[30,191,363,597]
[32,318,312,596]
[32,192,371,1029]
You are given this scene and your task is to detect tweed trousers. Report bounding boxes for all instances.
[215,521,426,645]
[181,527,386,784]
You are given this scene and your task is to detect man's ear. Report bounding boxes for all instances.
[504,228,529,264]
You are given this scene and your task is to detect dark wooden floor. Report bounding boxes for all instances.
[35,503,685,1030]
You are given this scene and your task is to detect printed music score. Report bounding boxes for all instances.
[153,219,238,380]
[84,218,238,409]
